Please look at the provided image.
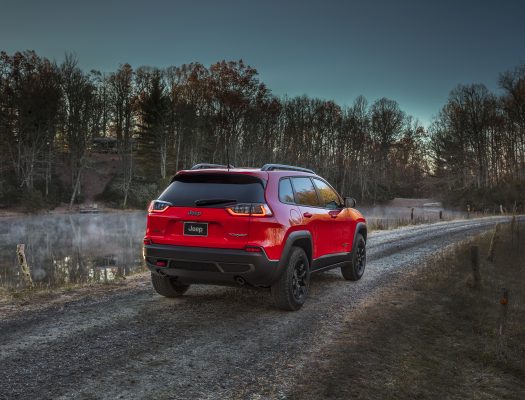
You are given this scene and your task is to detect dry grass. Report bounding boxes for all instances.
[0,271,150,320]
[366,213,490,231]
[290,223,525,399]
[367,215,440,231]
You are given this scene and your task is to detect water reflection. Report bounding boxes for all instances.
[0,212,147,289]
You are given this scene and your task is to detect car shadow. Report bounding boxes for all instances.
[148,269,347,314]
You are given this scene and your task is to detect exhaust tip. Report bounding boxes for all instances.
[235,276,246,285]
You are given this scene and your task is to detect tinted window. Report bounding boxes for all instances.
[279,178,295,203]
[291,177,320,206]
[313,178,341,209]
[159,173,265,207]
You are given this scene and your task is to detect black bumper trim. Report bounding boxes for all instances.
[144,244,281,287]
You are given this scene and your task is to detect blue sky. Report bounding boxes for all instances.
[1,0,524,126]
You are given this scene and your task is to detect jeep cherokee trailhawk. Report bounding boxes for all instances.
[143,163,367,310]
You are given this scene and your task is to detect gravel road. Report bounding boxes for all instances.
[0,216,514,400]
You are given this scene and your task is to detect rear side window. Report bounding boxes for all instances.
[313,178,342,209]
[279,178,295,203]
[291,177,320,206]
[158,173,265,207]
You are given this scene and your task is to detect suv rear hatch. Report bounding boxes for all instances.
[146,172,268,249]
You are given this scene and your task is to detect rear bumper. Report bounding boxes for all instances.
[143,244,280,287]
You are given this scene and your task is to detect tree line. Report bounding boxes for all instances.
[431,66,525,208]
[0,50,523,211]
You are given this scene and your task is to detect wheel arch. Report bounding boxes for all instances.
[279,230,313,268]
[353,222,367,248]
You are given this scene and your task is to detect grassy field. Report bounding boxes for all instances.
[290,221,525,399]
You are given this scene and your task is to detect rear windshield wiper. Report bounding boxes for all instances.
[194,199,237,206]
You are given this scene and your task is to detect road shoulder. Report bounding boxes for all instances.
[0,272,150,320]
[287,226,525,399]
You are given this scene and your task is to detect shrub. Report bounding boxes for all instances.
[442,182,525,212]
[21,190,46,213]
[96,175,161,209]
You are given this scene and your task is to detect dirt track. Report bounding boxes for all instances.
[0,217,514,400]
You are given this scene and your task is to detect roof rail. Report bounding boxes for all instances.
[260,164,315,174]
[190,163,235,170]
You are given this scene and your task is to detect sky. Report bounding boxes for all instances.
[1,0,524,126]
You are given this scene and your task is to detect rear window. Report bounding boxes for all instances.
[279,178,295,203]
[158,173,265,207]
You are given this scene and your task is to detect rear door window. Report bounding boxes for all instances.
[158,173,265,207]
[313,178,342,209]
[291,177,320,206]
[279,178,295,203]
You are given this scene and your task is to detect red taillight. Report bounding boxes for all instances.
[226,203,273,217]
[245,246,262,253]
[148,200,172,213]
[155,260,167,267]
[143,238,153,245]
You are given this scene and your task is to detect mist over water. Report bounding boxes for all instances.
[0,212,147,289]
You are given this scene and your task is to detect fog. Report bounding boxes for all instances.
[358,200,467,230]
[0,212,146,289]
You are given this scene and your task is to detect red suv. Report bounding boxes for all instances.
[143,164,367,310]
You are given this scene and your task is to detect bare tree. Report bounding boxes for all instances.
[136,67,171,179]
[370,97,405,200]
[60,53,97,208]
[108,64,135,207]
[0,51,61,194]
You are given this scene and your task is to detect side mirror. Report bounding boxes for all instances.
[344,197,356,208]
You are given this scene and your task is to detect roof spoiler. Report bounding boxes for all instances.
[190,163,235,170]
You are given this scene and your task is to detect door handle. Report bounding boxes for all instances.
[303,212,313,218]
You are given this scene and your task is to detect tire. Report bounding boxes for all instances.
[151,273,190,298]
[341,233,366,281]
[271,246,310,311]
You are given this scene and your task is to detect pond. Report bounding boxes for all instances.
[0,212,147,290]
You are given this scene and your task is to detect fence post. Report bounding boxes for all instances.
[410,207,414,222]
[470,245,481,289]
[499,288,509,336]
[510,215,517,247]
[16,244,34,289]
[487,223,500,262]
[517,217,520,255]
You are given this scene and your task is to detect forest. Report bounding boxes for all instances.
[0,50,524,211]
